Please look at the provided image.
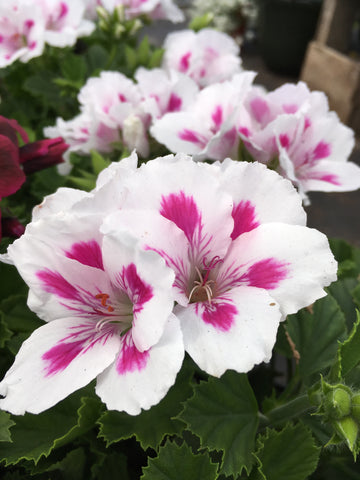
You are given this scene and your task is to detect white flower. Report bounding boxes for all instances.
[162,28,242,87]
[0,170,183,415]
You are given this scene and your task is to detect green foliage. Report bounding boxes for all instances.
[0,391,101,466]
[286,294,347,383]
[142,441,218,480]
[98,360,193,451]
[250,423,320,480]
[179,371,259,476]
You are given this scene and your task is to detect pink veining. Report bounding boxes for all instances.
[37,269,83,302]
[178,129,207,147]
[279,134,290,149]
[231,200,259,240]
[250,97,270,124]
[117,263,153,314]
[65,239,104,270]
[167,93,182,112]
[198,300,237,332]
[179,52,191,72]
[160,190,201,241]
[42,337,87,376]
[313,141,331,160]
[241,258,289,290]
[116,333,149,374]
[211,105,223,130]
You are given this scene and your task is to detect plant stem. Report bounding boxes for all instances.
[259,393,315,428]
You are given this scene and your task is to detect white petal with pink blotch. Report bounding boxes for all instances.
[101,154,337,376]
[0,210,181,415]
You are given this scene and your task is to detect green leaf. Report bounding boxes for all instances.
[1,295,43,335]
[91,452,130,480]
[333,311,360,380]
[137,36,150,65]
[178,371,259,476]
[23,73,61,104]
[67,175,96,191]
[0,390,101,466]
[0,411,15,443]
[327,277,358,330]
[148,48,164,69]
[0,315,12,348]
[286,294,347,382]
[124,45,137,70]
[85,44,108,74]
[189,13,214,32]
[250,423,320,480]
[91,150,111,176]
[98,360,194,450]
[141,441,217,480]
[0,264,27,301]
[60,54,86,83]
[27,447,86,479]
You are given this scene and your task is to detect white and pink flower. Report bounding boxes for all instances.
[44,71,150,172]
[0,0,45,67]
[100,0,185,22]
[39,0,95,47]
[239,82,360,201]
[0,175,183,415]
[162,28,242,88]
[150,72,255,161]
[100,153,337,376]
[135,67,199,121]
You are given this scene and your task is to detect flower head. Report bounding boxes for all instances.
[0,188,183,415]
[100,153,337,376]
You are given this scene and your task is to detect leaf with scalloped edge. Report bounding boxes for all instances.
[250,423,320,480]
[98,360,193,451]
[141,441,217,480]
[0,410,15,443]
[0,388,101,466]
[178,371,258,477]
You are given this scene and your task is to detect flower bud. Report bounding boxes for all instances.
[325,387,352,419]
[351,393,360,423]
[335,416,359,451]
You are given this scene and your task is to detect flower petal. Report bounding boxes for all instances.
[0,317,121,415]
[176,287,281,377]
[221,223,337,316]
[96,314,184,414]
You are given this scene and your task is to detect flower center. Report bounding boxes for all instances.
[93,292,133,333]
[188,256,223,304]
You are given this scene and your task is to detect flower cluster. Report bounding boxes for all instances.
[43,27,360,202]
[0,152,337,415]
[0,0,184,68]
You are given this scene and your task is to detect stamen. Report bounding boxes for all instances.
[95,293,114,311]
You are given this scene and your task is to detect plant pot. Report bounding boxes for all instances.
[258,0,322,75]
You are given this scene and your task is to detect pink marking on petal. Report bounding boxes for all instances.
[119,93,127,102]
[242,258,288,289]
[231,200,259,240]
[239,126,250,137]
[283,104,298,114]
[313,141,331,160]
[37,269,83,302]
[59,2,69,19]
[160,190,201,241]
[179,52,191,72]
[224,127,237,145]
[167,93,182,112]
[0,35,3,43]
[198,300,237,332]
[65,240,104,270]
[304,117,311,130]
[250,97,270,124]
[116,333,149,374]
[24,19,34,30]
[42,338,86,376]
[117,263,153,313]
[211,105,223,130]
[279,134,290,149]
[319,174,341,185]
[29,41,36,50]
[178,129,207,147]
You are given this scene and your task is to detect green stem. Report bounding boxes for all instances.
[259,393,315,428]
